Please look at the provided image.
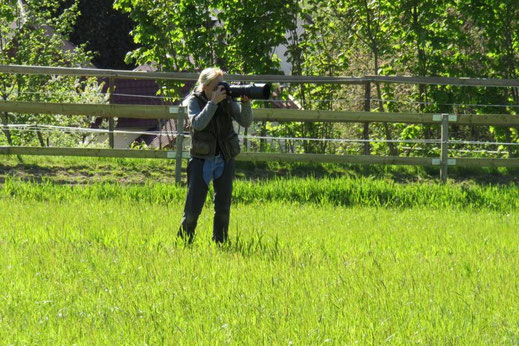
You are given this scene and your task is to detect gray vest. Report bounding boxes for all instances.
[189,92,241,161]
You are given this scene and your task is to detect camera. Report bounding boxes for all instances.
[217,81,271,100]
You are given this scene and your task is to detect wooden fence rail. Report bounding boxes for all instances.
[0,101,176,119]
[2,146,519,167]
[1,64,519,183]
[2,64,519,87]
[2,100,519,126]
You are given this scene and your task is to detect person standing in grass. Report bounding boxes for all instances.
[178,67,253,243]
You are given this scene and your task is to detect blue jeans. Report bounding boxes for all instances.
[178,156,235,243]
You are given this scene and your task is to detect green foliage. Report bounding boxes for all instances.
[113,0,299,75]
[58,0,138,69]
[3,1,519,156]
[111,0,519,156]
[0,0,106,147]
[3,176,519,211]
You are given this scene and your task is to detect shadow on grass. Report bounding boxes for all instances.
[1,157,518,187]
[235,161,519,186]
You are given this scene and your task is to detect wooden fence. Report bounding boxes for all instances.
[1,64,519,183]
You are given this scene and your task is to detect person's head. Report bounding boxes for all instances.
[196,67,224,99]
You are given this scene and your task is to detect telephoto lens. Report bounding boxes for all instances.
[217,81,271,100]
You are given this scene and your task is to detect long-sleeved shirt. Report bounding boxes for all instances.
[185,93,253,131]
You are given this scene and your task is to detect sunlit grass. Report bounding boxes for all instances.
[0,182,518,343]
[2,176,519,211]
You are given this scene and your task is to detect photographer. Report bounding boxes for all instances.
[178,67,253,243]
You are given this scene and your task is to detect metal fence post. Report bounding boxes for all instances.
[440,113,449,183]
[108,77,115,149]
[432,113,456,182]
[363,82,371,155]
[175,106,186,184]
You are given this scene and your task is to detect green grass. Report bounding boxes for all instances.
[0,155,178,184]
[2,154,519,185]
[1,180,518,344]
[2,176,519,211]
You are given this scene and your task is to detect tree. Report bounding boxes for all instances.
[387,0,519,156]
[60,0,137,69]
[114,0,299,75]
[0,0,106,147]
[281,0,350,154]
[114,0,300,153]
[115,1,519,158]
[334,0,398,155]
[458,0,519,156]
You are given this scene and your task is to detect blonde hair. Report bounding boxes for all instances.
[195,67,224,92]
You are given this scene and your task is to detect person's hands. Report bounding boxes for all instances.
[241,95,251,103]
[211,85,227,104]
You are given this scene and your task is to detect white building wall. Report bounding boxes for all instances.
[273,17,305,76]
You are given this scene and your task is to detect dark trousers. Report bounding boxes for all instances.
[178,157,235,243]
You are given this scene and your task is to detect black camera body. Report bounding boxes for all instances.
[217,81,271,100]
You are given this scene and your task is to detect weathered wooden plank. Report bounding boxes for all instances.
[239,153,519,168]
[175,107,187,183]
[1,100,518,126]
[0,101,176,119]
[0,64,199,81]
[368,75,519,87]
[2,64,519,87]
[0,147,431,165]
[254,109,519,125]
[0,64,364,83]
[254,108,438,123]
[455,114,519,126]
[2,100,518,125]
[0,146,178,159]
[236,152,434,166]
[455,157,519,168]
[2,146,518,168]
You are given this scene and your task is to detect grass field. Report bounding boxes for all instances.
[1,177,518,344]
[2,155,519,185]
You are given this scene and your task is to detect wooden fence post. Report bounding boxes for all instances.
[175,106,186,184]
[108,77,115,149]
[363,82,371,155]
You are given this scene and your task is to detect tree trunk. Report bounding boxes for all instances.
[1,112,13,145]
[375,82,397,156]
[36,130,45,147]
[259,121,267,152]
[362,0,396,156]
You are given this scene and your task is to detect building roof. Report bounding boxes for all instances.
[97,66,194,148]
